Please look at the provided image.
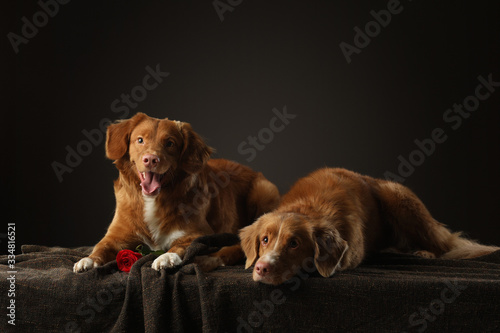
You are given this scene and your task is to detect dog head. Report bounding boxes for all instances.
[239,212,348,285]
[106,113,213,196]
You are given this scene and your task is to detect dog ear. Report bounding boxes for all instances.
[239,220,262,269]
[178,122,213,174]
[106,113,147,160]
[313,226,348,278]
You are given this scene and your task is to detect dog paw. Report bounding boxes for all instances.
[194,255,224,272]
[413,250,436,259]
[73,257,99,273]
[152,253,182,271]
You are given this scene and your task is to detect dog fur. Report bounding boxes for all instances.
[240,167,499,285]
[74,113,279,273]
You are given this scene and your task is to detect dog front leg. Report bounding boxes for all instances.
[194,244,246,272]
[151,234,204,271]
[73,229,140,273]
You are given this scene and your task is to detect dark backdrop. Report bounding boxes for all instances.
[5,0,500,253]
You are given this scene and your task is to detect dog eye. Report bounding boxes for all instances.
[166,140,175,148]
[289,240,299,249]
[137,137,144,144]
[262,236,269,246]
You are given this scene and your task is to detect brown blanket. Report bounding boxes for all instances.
[1,234,499,332]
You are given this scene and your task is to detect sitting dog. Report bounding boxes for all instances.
[240,168,499,285]
[74,113,279,273]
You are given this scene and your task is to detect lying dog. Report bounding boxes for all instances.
[240,168,499,285]
[74,113,279,273]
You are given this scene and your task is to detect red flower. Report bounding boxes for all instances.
[116,249,143,272]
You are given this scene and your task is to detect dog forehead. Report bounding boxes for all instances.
[131,118,182,143]
[258,214,281,233]
[130,117,157,136]
[278,213,309,229]
[157,119,183,133]
[277,224,307,242]
[278,215,314,239]
[261,224,279,239]
[128,118,181,141]
[263,220,292,244]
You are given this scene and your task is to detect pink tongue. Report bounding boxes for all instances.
[140,172,161,195]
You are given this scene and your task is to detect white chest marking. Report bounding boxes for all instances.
[142,195,186,251]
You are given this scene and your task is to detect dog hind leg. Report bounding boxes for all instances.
[246,174,280,221]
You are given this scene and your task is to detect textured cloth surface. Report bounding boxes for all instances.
[1,235,499,333]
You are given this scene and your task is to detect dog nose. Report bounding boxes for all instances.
[142,154,160,168]
[255,261,271,276]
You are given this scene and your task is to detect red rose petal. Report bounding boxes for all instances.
[116,249,143,272]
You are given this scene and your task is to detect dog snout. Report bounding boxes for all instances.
[142,154,160,169]
[255,261,271,276]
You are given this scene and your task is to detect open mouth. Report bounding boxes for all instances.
[138,170,167,196]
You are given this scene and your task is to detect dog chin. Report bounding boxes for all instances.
[142,188,160,197]
[252,271,283,285]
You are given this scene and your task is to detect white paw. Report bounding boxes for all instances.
[152,253,182,271]
[73,257,99,273]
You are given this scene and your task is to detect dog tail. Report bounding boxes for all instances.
[441,232,500,259]
[373,179,500,259]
